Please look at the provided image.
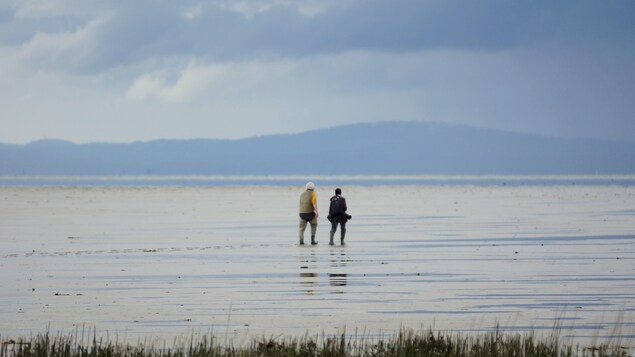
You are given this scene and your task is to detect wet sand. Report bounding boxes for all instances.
[1,185,634,345]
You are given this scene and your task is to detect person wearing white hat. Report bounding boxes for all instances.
[298,181,319,245]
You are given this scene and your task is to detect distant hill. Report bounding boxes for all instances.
[1,122,634,175]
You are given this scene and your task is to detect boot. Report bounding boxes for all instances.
[311,236,318,245]
[329,231,335,245]
[340,230,346,245]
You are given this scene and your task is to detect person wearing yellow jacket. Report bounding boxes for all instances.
[298,181,319,245]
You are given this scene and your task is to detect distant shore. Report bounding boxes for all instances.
[2,174,635,187]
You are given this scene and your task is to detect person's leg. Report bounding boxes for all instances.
[330,220,338,245]
[340,221,347,244]
[310,217,318,245]
[299,219,307,245]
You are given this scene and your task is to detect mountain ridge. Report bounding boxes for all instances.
[1,121,634,175]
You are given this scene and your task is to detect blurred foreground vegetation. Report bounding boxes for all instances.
[1,328,630,357]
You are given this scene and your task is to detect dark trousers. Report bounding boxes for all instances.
[330,220,346,234]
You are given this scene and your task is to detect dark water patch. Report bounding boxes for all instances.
[357,215,464,221]
[211,224,295,231]
[471,302,614,310]
[352,272,462,278]
[526,275,635,283]
[456,293,633,300]
[495,324,607,331]
[386,234,635,251]
[371,309,517,315]
[572,334,635,340]
[88,272,454,286]
[601,322,635,327]
[597,210,635,216]
[535,317,585,321]
[104,320,243,329]
[391,243,491,249]
[411,234,635,244]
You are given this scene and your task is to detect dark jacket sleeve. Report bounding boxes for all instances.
[328,197,334,216]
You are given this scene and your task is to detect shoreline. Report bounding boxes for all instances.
[2,174,635,187]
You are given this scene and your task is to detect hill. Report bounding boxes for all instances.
[1,122,634,175]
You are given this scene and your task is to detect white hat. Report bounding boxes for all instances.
[305,181,315,190]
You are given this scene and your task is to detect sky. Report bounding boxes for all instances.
[1,0,634,144]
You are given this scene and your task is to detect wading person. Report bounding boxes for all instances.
[299,181,319,245]
[328,188,350,245]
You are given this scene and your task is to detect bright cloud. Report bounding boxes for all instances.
[126,61,224,102]
[219,1,274,20]
[181,3,203,21]
[218,0,333,20]
[17,17,106,70]
[125,57,298,102]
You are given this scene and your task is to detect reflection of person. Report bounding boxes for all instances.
[328,250,348,289]
[298,181,318,245]
[299,250,318,294]
[328,188,350,245]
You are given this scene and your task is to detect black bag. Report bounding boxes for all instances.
[330,196,346,215]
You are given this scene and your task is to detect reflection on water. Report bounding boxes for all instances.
[299,251,318,295]
[329,250,348,289]
[329,250,348,268]
[328,273,348,287]
[299,271,318,295]
[297,249,351,294]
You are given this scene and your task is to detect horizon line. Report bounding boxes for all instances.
[4,121,631,146]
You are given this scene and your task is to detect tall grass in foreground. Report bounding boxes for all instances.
[1,328,630,357]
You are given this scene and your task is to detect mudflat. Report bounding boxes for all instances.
[1,185,633,345]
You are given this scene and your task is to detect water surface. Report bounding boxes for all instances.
[0,183,633,346]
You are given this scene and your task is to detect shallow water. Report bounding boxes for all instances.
[0,185,634,346]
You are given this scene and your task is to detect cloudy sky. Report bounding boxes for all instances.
[1,0,634,144]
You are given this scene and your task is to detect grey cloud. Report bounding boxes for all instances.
[4,0,634,73]
[0,12,87,46]
[133,1,635,54]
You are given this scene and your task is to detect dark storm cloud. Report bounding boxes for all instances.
[115,1,632,57]
[5,0,634,72]
[0,10,85,46]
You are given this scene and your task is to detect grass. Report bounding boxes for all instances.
[1,327,630,357]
